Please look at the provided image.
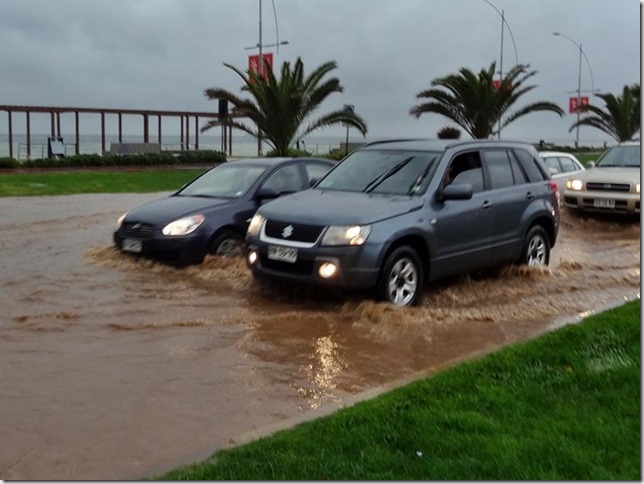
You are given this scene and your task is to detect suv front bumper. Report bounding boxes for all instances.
[247,238,381,289]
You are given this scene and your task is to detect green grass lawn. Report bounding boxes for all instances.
[158,301,641,480]
[0,169,205,197]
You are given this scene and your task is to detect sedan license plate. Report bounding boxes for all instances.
[122,238,143,253]
[268,245,297,263]
[594,199,615,209]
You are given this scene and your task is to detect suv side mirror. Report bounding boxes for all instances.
[255,186,279,200]
[439,183,473,201]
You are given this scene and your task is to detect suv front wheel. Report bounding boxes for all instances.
[377,246,424,307]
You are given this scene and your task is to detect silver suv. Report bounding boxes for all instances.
[563,140,640,215]
[246,139,560,306]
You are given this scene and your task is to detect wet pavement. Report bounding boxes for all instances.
[0,193,640,480]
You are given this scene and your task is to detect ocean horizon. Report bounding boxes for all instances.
[0,133,613,160]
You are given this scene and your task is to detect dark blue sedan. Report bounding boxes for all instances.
[114,157,334,265]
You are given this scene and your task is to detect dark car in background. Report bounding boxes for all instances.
[246,139,560,306]
[114,157,334,264]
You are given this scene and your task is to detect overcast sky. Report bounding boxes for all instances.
[0,0,640,145]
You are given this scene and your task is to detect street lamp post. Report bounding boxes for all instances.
[246,0,289,156]
[481,0,519,139]
[553,32,598,147]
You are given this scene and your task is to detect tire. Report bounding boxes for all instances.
[377,246,424,307]
[520,226,550,267]
[210,230,246,257]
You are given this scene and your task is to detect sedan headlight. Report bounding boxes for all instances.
[162,214,205,236]
[321,225,371,246]
[247,214,265,238]
[566,179,584,191]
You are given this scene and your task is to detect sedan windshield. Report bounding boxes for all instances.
[178,164,267,198]
[316,149,441,195]
[596,145,641,168]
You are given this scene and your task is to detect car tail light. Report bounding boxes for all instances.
[549,181,560,207]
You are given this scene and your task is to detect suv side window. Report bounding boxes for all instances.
[444,151,485,193]
[482,150,515,189]
[513,149,547,182]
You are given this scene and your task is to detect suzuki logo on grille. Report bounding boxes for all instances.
[132,223,141,230]
[282,225,294,238]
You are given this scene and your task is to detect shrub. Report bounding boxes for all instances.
[0,150,227,169]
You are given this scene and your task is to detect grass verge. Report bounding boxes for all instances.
[0,169,205,197]
[158,300,640,480]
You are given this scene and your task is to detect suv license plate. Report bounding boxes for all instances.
[268,245,297,263]
[122,238,143,253]
[594,199,615,209]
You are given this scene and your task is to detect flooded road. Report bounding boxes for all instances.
[0,193,639,480]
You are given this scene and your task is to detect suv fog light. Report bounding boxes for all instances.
[319,262,337,278]
[248,251,258,265]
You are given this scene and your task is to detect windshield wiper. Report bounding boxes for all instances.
[363,156,415,193]
[407,162,433,195]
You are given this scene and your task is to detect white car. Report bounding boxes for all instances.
[562,141,640,215]
[539,151,586,192]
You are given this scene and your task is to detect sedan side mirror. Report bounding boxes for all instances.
[255,186,279,200]
[439,183,473,201]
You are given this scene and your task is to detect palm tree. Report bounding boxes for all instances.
[410,62,564,139]
[202,57,367,156]
[569,84,640,142]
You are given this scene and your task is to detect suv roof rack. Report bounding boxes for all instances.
[361,138,431,147]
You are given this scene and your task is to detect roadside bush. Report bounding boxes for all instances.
[0,150,226,169]
[0,157,19,169]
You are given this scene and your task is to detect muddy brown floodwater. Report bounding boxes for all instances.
[0,193,639,480]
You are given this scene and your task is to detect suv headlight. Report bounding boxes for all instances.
[162,214,205,236]
[117,212,127,227]
[247,214,265,238]
[566,179,584,191]
[636,183,640,194]
[321,225,371,246]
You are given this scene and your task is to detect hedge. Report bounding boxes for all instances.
[0,150,227,170]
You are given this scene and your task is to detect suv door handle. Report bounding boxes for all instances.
[525,191,535,200]
[481,200,493,209]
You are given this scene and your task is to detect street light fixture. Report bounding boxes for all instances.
[244,40,289,50]
[553,32,599,147]
[481,0,519,139]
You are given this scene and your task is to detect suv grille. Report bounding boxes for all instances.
[121,222,155,239]
[586,182,631,192]
[265,220,324,243]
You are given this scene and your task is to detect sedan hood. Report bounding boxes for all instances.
[124,195,234,225]
[259,189,424,225]
[573,166,640,184]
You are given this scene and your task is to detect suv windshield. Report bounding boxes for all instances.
[595,145,641,168]
[317,149,441,195]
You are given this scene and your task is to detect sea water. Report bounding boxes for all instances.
[0,133,351,159]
